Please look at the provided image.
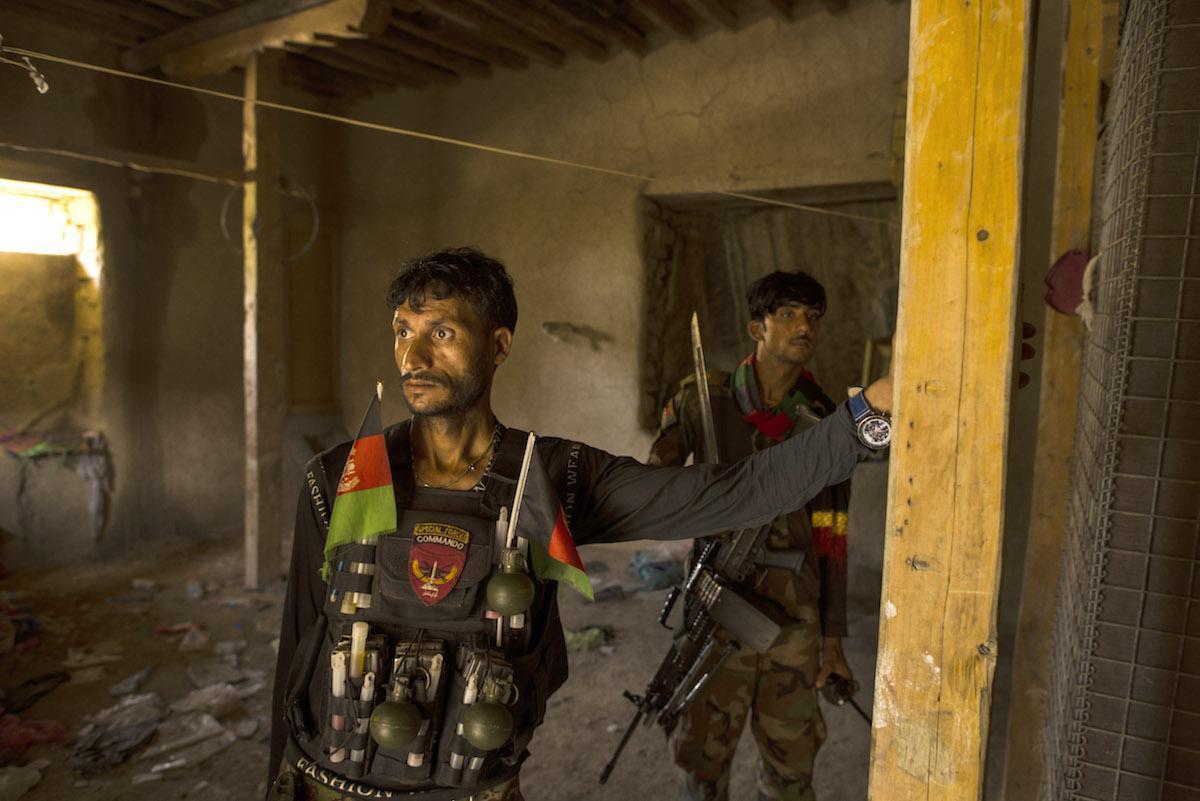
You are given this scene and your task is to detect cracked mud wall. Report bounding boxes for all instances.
[338,0,910,458]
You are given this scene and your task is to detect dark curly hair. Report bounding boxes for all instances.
[745,270,827,321]
[386,247,518,333]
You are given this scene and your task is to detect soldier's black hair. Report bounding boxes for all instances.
[387,247,519,333]
[745,270,827,321]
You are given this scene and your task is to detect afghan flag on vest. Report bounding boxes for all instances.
[321,384,397,581]
[512,434,593,601]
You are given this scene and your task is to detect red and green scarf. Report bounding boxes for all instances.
[731,355,850,573]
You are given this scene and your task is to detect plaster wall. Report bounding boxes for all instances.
[339,1,910,458]
[0,14,342,569]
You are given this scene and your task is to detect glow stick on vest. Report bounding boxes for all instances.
[450,670,481,770]
[350,621,369,679]
[350,671,375,765]
[330,651,348,763]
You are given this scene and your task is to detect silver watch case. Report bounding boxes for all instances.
[856,413,892,449]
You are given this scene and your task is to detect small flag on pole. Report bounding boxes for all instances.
[322,384,396,581]
[510,434,593,601]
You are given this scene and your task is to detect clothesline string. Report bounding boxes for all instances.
[6,45,895,227]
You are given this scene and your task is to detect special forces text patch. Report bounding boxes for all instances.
[409,523,469,605]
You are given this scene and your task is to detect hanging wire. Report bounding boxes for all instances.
[4,44,895,228]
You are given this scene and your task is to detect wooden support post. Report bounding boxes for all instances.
[1001,0,1101,795]
[243,50,287,590]
[868,0,1032,799]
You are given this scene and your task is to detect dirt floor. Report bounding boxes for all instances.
[1,533,881,801]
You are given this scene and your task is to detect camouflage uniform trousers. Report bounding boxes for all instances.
[670,615,825,801]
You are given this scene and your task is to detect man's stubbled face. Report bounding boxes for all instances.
[758,303,822,366]
[392,295,493,418]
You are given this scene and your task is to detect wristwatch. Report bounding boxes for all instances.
[847,388,891,450]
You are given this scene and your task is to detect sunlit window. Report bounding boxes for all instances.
[0,177,102,281]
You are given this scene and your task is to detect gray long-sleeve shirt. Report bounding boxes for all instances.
[267,400,870,785]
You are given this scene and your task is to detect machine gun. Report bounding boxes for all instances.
[599,314,805,785]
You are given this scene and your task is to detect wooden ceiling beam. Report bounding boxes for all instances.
[690,0,738,29]
[391,10,529,69]
[6,0,144,46]
[282,52,375,98]
[592,1,659,38]
[766,0,796,21]
[326,37,461,84]
[527,0,649,56]
[642,0,698,39]
[476,0,608,61]
[422,0,566,66]
[287,43,420,89]
[141,0,215,19]
[374,27,492,79]
[70,0,188,30]
[123,0,389,75]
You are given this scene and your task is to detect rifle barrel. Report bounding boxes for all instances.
[598,707,644,784]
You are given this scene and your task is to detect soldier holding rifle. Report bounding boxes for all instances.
[607,271,874,801]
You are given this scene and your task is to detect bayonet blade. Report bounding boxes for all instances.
[690,312,720,464]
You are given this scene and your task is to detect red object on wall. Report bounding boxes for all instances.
[1045,249,1089,314]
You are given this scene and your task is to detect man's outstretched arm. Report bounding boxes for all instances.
[572,385,889,545]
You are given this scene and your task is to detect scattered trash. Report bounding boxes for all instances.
[605,722,621,733]
[130,579,158,593]
[599,645,615,657]
[0,615,13,657]
[184,581,205,601]
[146,716,236,772]
[214,639,246,656]
[233,718,258,739]
[109,667,152,697]
[187,779,211,797]
[270,637,280,654]
[0,757,50,800]
[70,693,164,774]
[629,551,685,591]
[138,713,226,761]
[70,666,108,684]
[1,671,68,713]
[564,624,615,652]
[178,627,211,652]
[0,713,66,758]
[170,684,240,718]
[186,659,245,689]
[154,622,198,636]
[131,772,162,785]
[63,641,123,669]
[592,582,626,603]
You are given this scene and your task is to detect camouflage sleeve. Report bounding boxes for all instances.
[818,479,851,638]
[647,381,698,466]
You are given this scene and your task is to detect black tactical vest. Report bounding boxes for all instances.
[281,423,569,800]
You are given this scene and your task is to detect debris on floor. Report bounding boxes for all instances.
[1,538,282,799]
[629,551,685,591]
[0,674,68,714]
[0,714,65,759]
[564,624,615,652]
[108,668,152,698]
[0,757,51,800]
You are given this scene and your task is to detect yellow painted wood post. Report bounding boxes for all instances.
[867,0,1033,798]
[1001,0,1102,795]
[243,50,287,590]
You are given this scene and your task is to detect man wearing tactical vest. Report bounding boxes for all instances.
[268,249,893,801]
[650,271,853,801]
